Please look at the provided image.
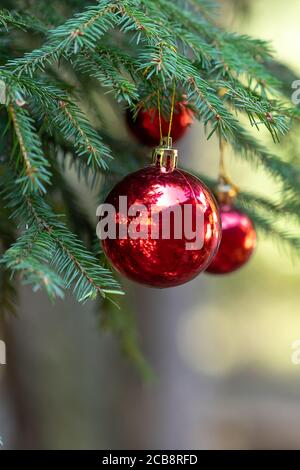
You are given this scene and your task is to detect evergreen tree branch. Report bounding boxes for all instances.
[237,206,300,257]
[193,172,300,255]
[2,173,124,302]
[0,9,47,33]
[74,48,139,104]
[1,71,113,170]
[50,99,112,170]
[48,149,95,239]
[2,227,66,301]
[5,0,119,76]
[8,103,51,193]
[227,124,300,194]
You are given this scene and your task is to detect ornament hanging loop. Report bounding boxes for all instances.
[167,80,176,141]
[217,135,239,205]
[154,81,178,172]
[157,81,177,146]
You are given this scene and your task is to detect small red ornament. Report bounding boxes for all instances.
[206,204,256,275]
[100,138,221,288]
[126,102,194,147]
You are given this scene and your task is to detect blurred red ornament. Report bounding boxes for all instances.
[206,205,256,275]
[126,102,194,147]
[100,140,221,288]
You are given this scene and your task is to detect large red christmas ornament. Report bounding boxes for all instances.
[206,204,256,275]
[100,138,221,288]
[126,102,194,147]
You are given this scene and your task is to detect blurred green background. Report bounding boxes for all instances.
[1,0,300,450]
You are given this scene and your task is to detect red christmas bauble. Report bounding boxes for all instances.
[100,150,221,288]
[206,205,256,275]
[126,102,194,147]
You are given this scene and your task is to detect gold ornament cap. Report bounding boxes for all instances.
[217,176,238,205]
[152,136,178,172]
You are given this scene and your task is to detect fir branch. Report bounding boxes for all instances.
[5,0,119,76]
[0,69,69,106]
[238,206,300,257]
[222,33,273,59]
[74,48,139,104]
[185,73,238,137]
[228,124,300,194]
[29,198,123,300]
[2,71,112,170]
[49,99,112,171]
[189,0,219,19]
[8,103,51,193]
[236,191,300,222]
[194,172,300,222]
[0,9,47,33]
[217,79,290,141]
[157,0,275,84]
[49,151,95,238]
[192,172,300,255]
[2,174,124,302]
[157,0,218,41]
[118,0,171,42]
[2,227,65,301]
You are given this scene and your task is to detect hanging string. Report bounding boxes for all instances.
[218,133,239,194]
[157,89,163,143]
[167,81,176,141]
